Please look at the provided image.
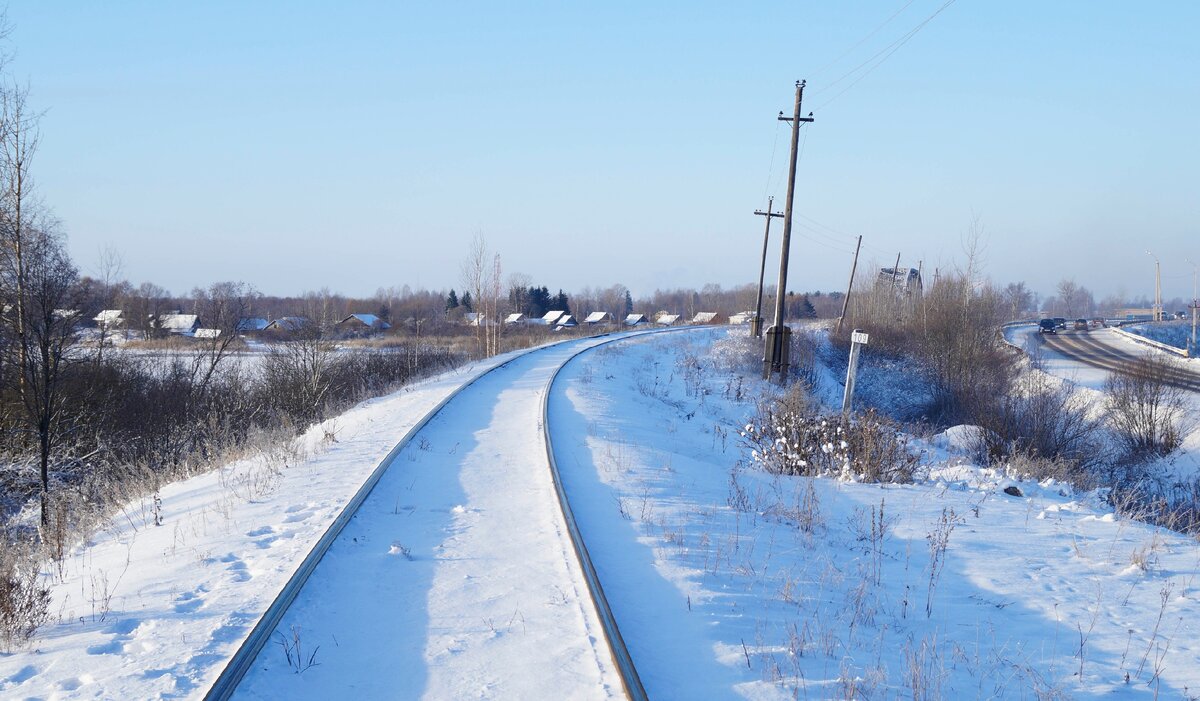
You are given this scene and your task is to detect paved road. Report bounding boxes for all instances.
[1037,328,1200,392]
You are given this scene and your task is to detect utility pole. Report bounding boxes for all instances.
[1147,250,1162,322]
[752,197,784,338]
[1189,258,1198,354]
[835,235,862,335]
[890,252,902,290]
[763,80,814,381]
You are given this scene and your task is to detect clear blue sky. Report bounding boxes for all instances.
[7,2,1199,301]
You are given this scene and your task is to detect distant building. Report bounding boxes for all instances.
[690,312,724,325]
[194,328,222,339]
[584,311,614,325]
[541,310,567,326]
[554,314,577,329]
[728,311,755,325]
[462,312,494,327]
[156,313,200,335]
[94,309,124,329]
[337,313,392,335]
[625,313,647,326]
[878,267,923,295]
[236,317,269,332]
[504,313,527,325]
[264,317,308,333]
[656,313,680,325]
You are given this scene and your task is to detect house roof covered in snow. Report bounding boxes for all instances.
[504,313,526,324]
[656,314,680,325]
[625,313,646,325]
[158,313,199,333]
[542,310,566,324]
[584,311,613,323]
[691,312,720,324]
[94,309,124,326]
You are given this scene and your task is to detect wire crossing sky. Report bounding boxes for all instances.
[8,2,1198,300]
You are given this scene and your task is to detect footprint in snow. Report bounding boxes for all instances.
[173,588,207,613]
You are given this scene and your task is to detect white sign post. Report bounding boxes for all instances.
[842,329,869,416]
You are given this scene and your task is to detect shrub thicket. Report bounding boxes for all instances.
[742,386,917,484]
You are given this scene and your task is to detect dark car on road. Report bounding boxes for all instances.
[1074,318,1088,331]
[1039,318,1057,334]
[1053,317,1067,329]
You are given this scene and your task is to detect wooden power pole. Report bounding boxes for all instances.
[752,197,784,338]
[836,234,862,335]
[763,80,814,381]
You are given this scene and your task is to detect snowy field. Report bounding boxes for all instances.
[550,329,1200,698]
[1125,322,1195,353]
[3,326,1200,699]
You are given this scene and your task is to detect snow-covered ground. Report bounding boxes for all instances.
[1125,322,1195,352]
[232,336,626,699]
[5,325,1200,699]
[551,329,1200,698]
[0,344,537,699]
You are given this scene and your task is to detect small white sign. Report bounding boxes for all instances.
[851,331,869,345]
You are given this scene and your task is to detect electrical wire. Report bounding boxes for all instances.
[759,120,784,210]
[812,0,958,111]
[809,0,918,81]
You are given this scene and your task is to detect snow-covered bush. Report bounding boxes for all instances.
[741,388,916,483]
[0,536,49,650]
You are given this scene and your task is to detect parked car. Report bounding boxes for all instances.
[1039,318,1057,334]
[1074,318,1088,331]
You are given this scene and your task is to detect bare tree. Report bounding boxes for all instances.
[189,281,255,395]
[11,227,82,526]
[1056,279,1082,318]
[92,245,124,364]
[1002,281,1034,320]
[461,234,501,358]
[0,84,40,416]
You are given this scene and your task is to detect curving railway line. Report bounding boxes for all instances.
[1037,328,1200,392]
[204,330,678,700]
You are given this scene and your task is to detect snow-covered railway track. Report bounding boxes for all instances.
[1041,330,1200,391]
[206,330,681,700]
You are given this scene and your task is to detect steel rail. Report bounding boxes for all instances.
[204,338,576,700]
[540,330,691,701]
[205,326,702,700]
[540,324,706,699]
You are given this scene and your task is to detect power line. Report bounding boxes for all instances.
[812,0,958,111]
[810,0,918,81]
[760,120,784,209]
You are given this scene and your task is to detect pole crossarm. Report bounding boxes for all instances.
[751,198,784,338]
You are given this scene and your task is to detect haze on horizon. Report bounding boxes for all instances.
[7,2,1198,302]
